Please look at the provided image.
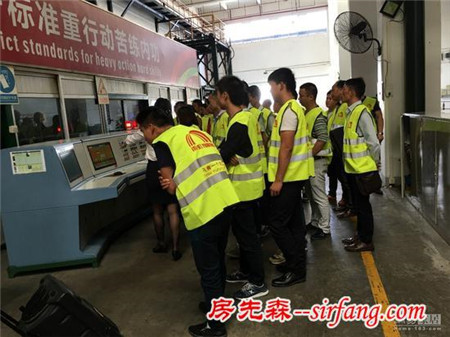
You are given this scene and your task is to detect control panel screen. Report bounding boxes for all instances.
[58,149,83,183]
[87,142,117,171]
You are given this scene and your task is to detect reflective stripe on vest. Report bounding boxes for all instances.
[226,110,264,202]
[268,99,314,182]
[343,104,377,174]
[154,125,239,230]
[178,170,228,208]
[305,106,332,158]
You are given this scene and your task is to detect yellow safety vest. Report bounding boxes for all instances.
[212,111,229,147]
[153,125,239,230]
[329,103,347,132]
[246,107,267,174]
[262,107,273,132]
[249,106,263,123]
[326,107,337,135]
[343,104,378,174]
[305,107,332,158]
[226,111,265,202]
[363,96,377,112]
[268,99,314,182]
[201,114,213,134]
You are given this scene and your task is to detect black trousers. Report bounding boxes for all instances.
[188,211,230,328]
[230,201,265,285]
[253,174,271,233]
[347,174,374,243]
[269,181,306,275]
[329,128,352,205]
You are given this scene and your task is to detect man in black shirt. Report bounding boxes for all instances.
[216,76,268,300]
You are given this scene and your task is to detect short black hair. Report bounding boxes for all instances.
[215,76,247,107]
[268,68,298,99]
[327,90,332,95]
[192,99,202,106]
[335,80,346,89]
[155,98,172,115]
[177,105,199,127]
[248,85,261,99]
[300,82,318,100]
[174,101,186,110]
[345,77,366,99]
[139,106,172,128]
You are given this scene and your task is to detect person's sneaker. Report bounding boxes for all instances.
[172,250,182,261]
[188,322,226,337]
[234,282,269,300]
[311,228,331,241]
[152,243,167,253]
[226,271,249,283]
[269,252,286,265]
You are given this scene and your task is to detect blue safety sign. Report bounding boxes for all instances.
[0,65,19,104]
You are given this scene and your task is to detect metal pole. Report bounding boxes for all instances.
[57,75,71,140]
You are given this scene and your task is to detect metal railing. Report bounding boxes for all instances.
[157,0,226,43]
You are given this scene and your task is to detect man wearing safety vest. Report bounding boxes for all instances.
[362,95,384,196]
[299,82,332,240]
[341,78,381,252]
[362,95,384,143]
[329,80,354,218]
[206,92,229,147]
[140,106,239,337]
[248,85,275,148]
[215,76,269,300]
[325,89,340,204]
[248,85,273,238]
[267,68,314,287]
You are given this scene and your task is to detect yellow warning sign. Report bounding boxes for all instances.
[95,77,109,104]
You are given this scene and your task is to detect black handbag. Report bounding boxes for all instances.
[355,171,382,196]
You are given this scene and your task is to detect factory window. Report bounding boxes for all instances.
[106,100,125,132]
[13,98,63,145]
[65,99,102,138]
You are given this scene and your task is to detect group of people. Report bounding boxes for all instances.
[14,110,63,144]
[129,68,383,337]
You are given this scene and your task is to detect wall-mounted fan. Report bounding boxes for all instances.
[334,11,382,56]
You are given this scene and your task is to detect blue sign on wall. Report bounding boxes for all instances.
[0,65,19,104]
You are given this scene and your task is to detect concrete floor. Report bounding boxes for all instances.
[1,188,449,337]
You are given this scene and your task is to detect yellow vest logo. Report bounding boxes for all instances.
[338,112,343,117]
[348,121,353,128]
[186,130,214,151]
[274,119,278,128]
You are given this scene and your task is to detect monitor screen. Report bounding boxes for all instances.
[58,149,83,183]
[87,142,117,171]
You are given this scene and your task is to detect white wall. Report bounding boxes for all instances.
[348,0,379,97]
[231,33,332,106]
